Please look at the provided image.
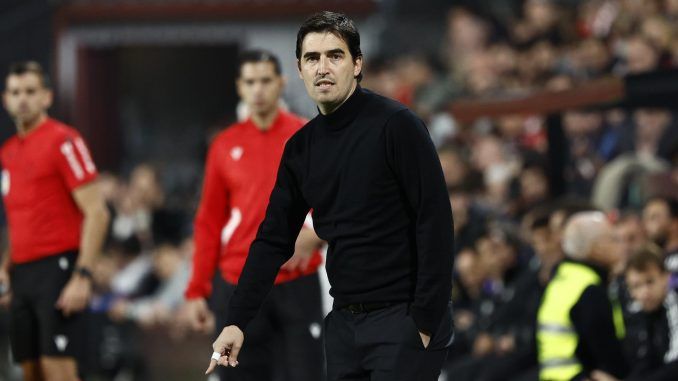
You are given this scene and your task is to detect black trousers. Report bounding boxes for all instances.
[213,272,324,381]
[325,302,453,381]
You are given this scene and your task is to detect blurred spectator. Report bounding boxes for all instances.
[642,197,678,286]
[450,247,488,355]
[537,211,628,381]
[438,144,472,189]
[449,188,487,254]
[615,212,648,264]
[622,35,662,74]
[108,241,190,330]
[562,110,606,196]
[593,245,678,381]
[629,109,677,161]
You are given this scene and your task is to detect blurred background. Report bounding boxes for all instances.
[1,0,677,380]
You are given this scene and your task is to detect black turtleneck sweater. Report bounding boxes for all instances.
[225,87,454,336]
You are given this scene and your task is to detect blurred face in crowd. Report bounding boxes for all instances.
[643,199,673,246]
[447,8,489,52]
[668,0,678,16]
[563,110,603,137]
[520,167,549,204]
[449,193,469,233]
[642,17,672,50]
[439,149,467,188]
[298,32,362,115]
[625,37,659,74]
[153,244,182,280]
[579,38,610,73]
[3,72,52,128]
[531,226,557,262]
[237,61,284,119]
[456,248,485,293]
[616,215,647,260]
[634,108,670,142]
[129,164,163,209]
[471,136,504,172]
[477,234,517,279]
[626,263,669,312]
[464,51,498,95]
[525,0,557,31]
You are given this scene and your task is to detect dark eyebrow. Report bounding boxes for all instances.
[326,49,345,55]
[303,48,346,60]
[303,52,319,60]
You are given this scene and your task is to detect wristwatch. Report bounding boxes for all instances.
[75,266,94,281]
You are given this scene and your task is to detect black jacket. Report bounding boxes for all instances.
[624,288,678,381]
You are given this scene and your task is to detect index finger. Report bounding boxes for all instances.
[205,359,217,375]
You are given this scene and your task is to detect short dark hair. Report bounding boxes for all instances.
[237,49,282,78]
[625,244,666,274]
[296,11,363,82]
[6,61,51,89]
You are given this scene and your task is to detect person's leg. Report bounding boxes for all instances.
[20,361,44,381]
[363,303,453,381]
[9,264,42,381]
[275,273,324,381]
[212,276,274,381]
[34,253,86,381]
[325,308,369,381]
[40,357,78,381]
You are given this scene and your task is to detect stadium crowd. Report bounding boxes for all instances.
[2,0,678,380]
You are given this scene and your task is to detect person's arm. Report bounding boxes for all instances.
[185,142,229,300]
[184,142,229,332]
[281,214,324,272]
[72,182,110,270]
[225,138,310,330]
[0,244,10,308]
[570,285,629,379]
[384,109,455,337]
[207,137,309,373]
[56,181,110,316]
[53,134,109,316]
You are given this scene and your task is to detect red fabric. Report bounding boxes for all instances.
[185,110,322,299]
[1,118,98,264]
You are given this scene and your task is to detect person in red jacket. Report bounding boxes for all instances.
[0,61,110,381]
[184,50,325,381]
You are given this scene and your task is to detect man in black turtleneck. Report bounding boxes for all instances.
[205,11,455,381]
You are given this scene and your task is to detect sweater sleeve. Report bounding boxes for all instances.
[225,139,310,330]
[185,142,229,299]
[385,109,455,336]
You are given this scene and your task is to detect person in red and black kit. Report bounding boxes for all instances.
[0,61,110,381]
[184,50,325,381]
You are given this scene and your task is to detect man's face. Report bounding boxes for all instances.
[616,217,647,259]
[643,200,671,245]
[530,227,552,260]
[237,62,284,117]
[297,32,362,114]
[3,73,52,125]
[626,265,669,312]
